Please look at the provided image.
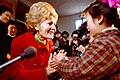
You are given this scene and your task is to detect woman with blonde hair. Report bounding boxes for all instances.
[0,2,58,80]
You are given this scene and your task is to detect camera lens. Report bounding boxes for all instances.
[73,36,78,40]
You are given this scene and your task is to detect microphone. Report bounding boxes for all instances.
[0,46,37,69]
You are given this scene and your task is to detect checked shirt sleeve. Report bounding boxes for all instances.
[57,37,119,80]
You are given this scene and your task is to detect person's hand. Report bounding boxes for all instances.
[53,49,68,62]
[69,36,73,45]
[77,45,85,52]
[46,53,57,75]
[46,63,57,75]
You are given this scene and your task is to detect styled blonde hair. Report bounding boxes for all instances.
[25,2,58,32]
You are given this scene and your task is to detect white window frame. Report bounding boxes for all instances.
[75,18,86,29]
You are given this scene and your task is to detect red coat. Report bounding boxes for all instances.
[0,32,54,80]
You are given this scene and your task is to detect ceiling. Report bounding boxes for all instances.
[26,0,94,18]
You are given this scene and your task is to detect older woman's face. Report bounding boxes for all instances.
[36,16,57,39]
[0,11,12,23]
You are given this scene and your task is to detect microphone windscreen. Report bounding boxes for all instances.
[20,46,37,59]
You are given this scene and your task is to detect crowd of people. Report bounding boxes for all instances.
[0,0,120,80]
[53,21,90,58]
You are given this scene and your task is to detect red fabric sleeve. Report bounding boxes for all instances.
[0,33,49,80]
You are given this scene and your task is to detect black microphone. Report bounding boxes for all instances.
[0,46,37,69]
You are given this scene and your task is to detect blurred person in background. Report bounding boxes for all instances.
[0,5,13,66]
[69,21,90,57]
[59,31,71,56]
[7,23,17,37]
[52,30,62,49]
[69,30,81,57]
[5,22,18,60]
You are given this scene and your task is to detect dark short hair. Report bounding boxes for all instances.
[71,30,79,36]
[77,21,89,38]
[83,0,120,30]
[62,31,69,37]
[0,5,13,15]
[54,31,61,35]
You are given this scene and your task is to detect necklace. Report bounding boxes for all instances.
[34,34,46,45]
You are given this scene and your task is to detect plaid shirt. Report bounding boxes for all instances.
[57,30,120,80]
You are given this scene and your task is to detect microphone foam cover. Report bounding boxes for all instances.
[20,46,37,59]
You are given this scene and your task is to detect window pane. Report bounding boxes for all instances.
[75,19,86,29]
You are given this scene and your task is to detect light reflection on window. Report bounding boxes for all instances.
[75,19,86,29]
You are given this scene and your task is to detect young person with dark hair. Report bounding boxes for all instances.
[52,0,120,79]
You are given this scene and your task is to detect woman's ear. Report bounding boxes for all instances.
[35,27,39,30]
[35,24,39,30]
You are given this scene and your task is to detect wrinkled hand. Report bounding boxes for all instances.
[46,63,57,75]
[46,54,57,75]
[46,50,68,75]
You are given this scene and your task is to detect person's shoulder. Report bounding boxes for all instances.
[93,32,118,46]
[13,32,33,41]
[17,32,33,37]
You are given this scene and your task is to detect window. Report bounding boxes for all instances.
[75,18,86,29]
[16,0,29,22]
[117,7,120,18]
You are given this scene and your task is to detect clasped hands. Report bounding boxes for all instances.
[46,50,68,75]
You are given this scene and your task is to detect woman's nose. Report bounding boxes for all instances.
[51,24,56,31]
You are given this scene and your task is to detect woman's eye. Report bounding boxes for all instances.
[48,22,53,25]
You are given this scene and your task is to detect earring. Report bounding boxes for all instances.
[35,27,39,30]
